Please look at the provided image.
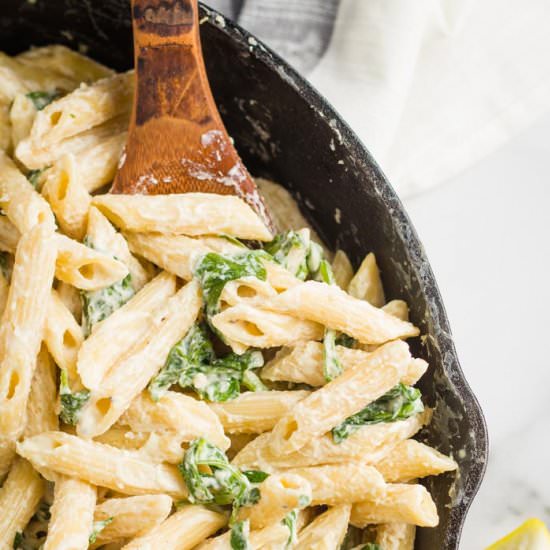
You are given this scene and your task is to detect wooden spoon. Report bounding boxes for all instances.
[111,0,273,231]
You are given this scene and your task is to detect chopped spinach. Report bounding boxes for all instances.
[282,510,298,548]
[306,241,323,275]
[230,519,251,550]
[26,168,46,189]
[332,383,424,443]
[264,230,310,280]
[0,252,13,282]
[59,369,90,425]
[359,545,383,550]
[194,250,269,319]
[26,90,61,111]
[149,323,265,402]
[89,517,113,544]
[335,333,356,348]
[179,438,267,515]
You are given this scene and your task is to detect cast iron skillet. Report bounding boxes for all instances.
[1,1,488,547]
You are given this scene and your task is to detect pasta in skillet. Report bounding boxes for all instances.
[0,45,457,550]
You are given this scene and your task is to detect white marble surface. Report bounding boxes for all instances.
[402,113,550,548]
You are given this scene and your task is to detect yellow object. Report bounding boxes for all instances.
[487,518,550,550]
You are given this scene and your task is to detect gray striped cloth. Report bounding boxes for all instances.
[207,0,339,73]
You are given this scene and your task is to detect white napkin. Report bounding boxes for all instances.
[309,0,550,196]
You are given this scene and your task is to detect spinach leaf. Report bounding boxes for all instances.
[194,250,269,318]
[59,369,90,425]
[26,90,61,111]
[332,383,424,443]
[334,333,356,348]
[306,241,323,275]
[80,238,134,337]
[264,230,310,280]
[179,438,266,513]
[230,520,251,550]
[317,259,342,382]
[149,324,265,402]
[282,510,298,548]
[360,545,383,550]
[26,168,46,189]
[89,517,113,544]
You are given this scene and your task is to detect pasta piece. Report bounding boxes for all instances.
[77,280,202,437]
[120,391,229,451]
[0,215,19,253]
[55,233,129,291]
[263,341,427,387]
[56,281,82,322]
[121,505,226,550]
[124,232,241,281]
[24,346,58,437]
[16,113,129,169]
[76,272,175,390]
[10,93,36,147]
[296,504,350,550]
[17,431,188,498]
[0,151,56,233]
[93,427,150,452]
[0,271,8,314]
[42,154,91,240]
[268,340,413,455]
[287,463,385,505]
[0,223,57,439]
[375,439,457,482]
[237,472,312,529]
[219,277,278,308]
[268,281,419,345]
[347,252,386,307]
[92,193,272,241]
[79,131,127,192]
[211,304,323,352]
[0,438,15,480]
[44,290,84,380]
[91,495,172,548]
[375,522,416,550]
[350,484,439,527]
[0,101,13,152]
[0,458,44,547]
[16,45,113,83]
[209,390,310,434]
[27,71,133,148]
[44,477,96,550]
[232,411,430,471]
[382,299,409,321]
[87,206,149,291]
[332,249,354,289]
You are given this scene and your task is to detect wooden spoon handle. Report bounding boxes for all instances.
[112,0,272,231]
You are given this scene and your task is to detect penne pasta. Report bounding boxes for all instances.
[120,391,229,451]
[0,271,9,314]
[44,477,96,550]
[121,505,227,550]
[24,345,59,437]
[211,304,323,353]
[232,411,430,471]
[0,458,44,547]
[42,153,91,240]
[237,472,312,529]
[77,271,176,390]
[55,233,129,291]
[77,280,202,437]
[375,522,416,550]
[0,438,16,481]
[0,215,19,253]
[10,93,36,148]
[296,504,351,550]
[209,390,310,434]
[286,463,385,506]
[44,289,84,380]
[262,341,427,387]
[268,340,413,455]
[267,281,419,345]
[382,299,410,321]
[87,206,149,291]
[55,281,82,323]
[91,495,173,548]
[332,249,354,289]
[350,484,439,527]
[0,151,56,233]
[347,252,386,307]
[0,223,57,439]
[375,439,458,483]
[17,431,188,498]
[92,193,272,241]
